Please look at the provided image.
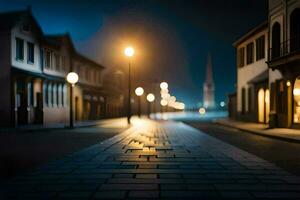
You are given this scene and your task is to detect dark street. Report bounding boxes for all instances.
[186,121,300,176]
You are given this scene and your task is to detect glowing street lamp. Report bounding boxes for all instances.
[160,99,168,107]
[146,93,155,118]
[124,47,134,57]
[160,81,168,90]
[124,46,135,124]
[135,87,144,118]
[199,107,206,115]
[66,72,79,128]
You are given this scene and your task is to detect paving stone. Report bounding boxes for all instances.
[100,183,158,191]
[2,120,299,199]
[128,191,159,198]
[93,191,127,199]
[136,174,157,179]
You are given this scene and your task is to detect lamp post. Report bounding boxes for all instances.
[124,46,134,124]
[146,93,155,118]
[135,87,144,118]
[66,72,79,128]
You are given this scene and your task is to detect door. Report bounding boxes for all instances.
[17,92,28,125]
[258,88,270,124]
[34,92,43,124]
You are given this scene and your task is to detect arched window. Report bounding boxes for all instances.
[53,83,57,106]
[272,22,281,59]
[48,83,52,107]
[290,8,300,52]
[57,84,62,106]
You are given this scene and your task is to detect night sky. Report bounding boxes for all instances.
[0,0,268,108]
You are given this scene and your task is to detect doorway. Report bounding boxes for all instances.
[258,88,270,123]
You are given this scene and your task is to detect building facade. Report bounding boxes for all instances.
[203,54,215,109]
[231,0,300,129]
[233,22,271,124]
[267,0,300,128]
[0,8,125,126]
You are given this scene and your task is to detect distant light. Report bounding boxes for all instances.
[294,88,300,96]
[220,101,226,107]
[124,46,134,57]
[160,82,168,90]
[287,80,291,87]
[161,93,170,100]
[146,93,155,102]
[160,99,168,106]
[135,87,144,96]
[66,72,79,85]
[170,96,176,102]
[199,107,206,115]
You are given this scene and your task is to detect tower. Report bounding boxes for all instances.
[203,54,215,109]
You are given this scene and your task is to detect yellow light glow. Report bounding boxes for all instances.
[135,87,144,96]
[294,88,300,96]
[258,88,265,123]
[287,80,291,87]
[199,108,206,115]
[124,46,134,57]
[161,93,170,100]
[160,99,168,106]
[160,82,168,90]
[146,93,155,102]
[66,72,79,85]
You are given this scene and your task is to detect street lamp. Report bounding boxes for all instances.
[146,93,155,118]
[124,46,134,124]
[135,87,144,118]
[160,82,168,90]
[66,72,79,128]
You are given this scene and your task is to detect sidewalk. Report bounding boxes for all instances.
[0,117,129,133]
[215,118,300,143]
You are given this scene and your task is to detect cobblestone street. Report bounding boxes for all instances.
[2,119,300,199]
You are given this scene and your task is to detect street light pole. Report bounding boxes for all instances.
[127,59,131,124]
[135,87,144,118]
[146,93,155,119]
[66,72,79,129]
[70,83,74,128]
[124,46,134,124]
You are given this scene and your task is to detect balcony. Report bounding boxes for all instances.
[268,37,300,69]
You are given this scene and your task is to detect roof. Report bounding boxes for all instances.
[74,53,105,69]
[42,33,76,52]
[0,8,105,70]
[233,21,268,47]
[0,7,43,35]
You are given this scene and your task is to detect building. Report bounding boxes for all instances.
[267,0,300,128]
[203,54,215,109]
[233,22,271,123]
[0,8,124,126]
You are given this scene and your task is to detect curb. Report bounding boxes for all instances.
[214,121,300,144]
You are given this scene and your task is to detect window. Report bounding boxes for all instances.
[48,83,52,107]
[27,42,34,64]
[238,47,245,68]
[246,43,254,64]
[16,38,24,60]
[45,50,51,69]
[248,87,252,112]
[62,56,66,72]
[241,88,246,114]
[256,35,265,60]
[54,54,60,71]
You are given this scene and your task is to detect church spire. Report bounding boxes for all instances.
[203,53,215,109]
[205,53,214,84]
